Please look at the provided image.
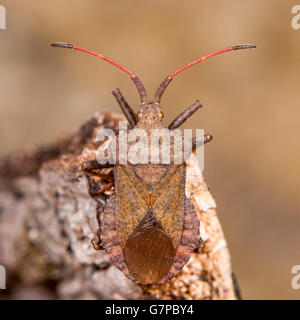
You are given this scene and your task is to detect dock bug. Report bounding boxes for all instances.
[52,42,255,284]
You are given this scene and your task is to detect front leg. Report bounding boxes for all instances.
[112,88,137,129]
[168,100,203,130]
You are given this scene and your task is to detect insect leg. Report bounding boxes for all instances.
[82,160,114,196]
[192,134,213,149]
[193,237,205,253]
[82,159,113,172]
[91,228,104,250]
[168,100,203,130]
[232,271,242,299]
[112,88,137,129]
[89,182,113,196]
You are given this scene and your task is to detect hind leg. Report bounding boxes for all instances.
[82,159,114,196]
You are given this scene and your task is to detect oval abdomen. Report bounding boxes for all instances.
[123,212,176,284]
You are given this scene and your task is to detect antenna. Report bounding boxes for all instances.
[154,44,256,103]
[51,42,147,102]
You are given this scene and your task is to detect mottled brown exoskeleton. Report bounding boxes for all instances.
[52,42,255,284]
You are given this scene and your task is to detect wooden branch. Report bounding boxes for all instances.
[0,112,239,300]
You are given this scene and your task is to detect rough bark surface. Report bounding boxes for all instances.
[0,112,239,300]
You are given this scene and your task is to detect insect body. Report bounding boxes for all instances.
[52,42,255,284]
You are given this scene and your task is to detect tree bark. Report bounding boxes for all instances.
[0,112,239,300]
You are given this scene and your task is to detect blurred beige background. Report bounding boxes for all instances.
[0,0,299,299]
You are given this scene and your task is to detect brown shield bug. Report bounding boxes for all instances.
[52,42,255,284]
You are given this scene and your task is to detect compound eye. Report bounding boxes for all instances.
[159,111,164,119]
